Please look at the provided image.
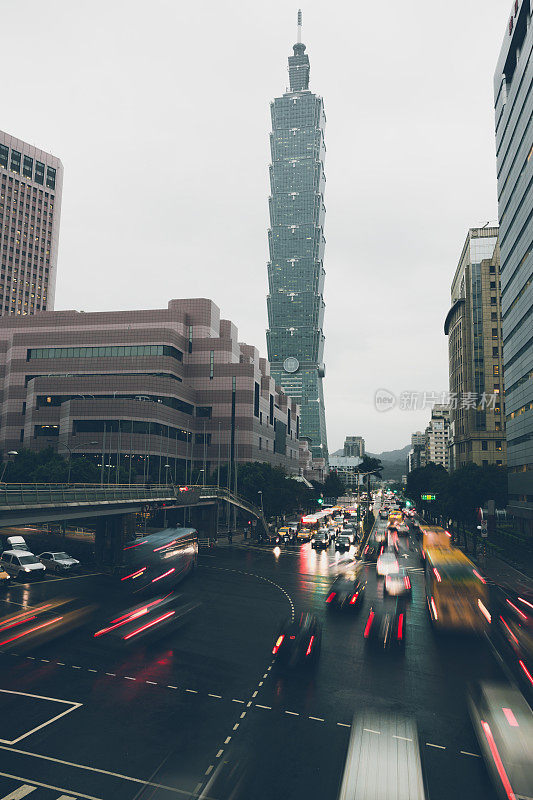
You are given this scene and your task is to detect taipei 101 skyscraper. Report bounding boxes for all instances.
[266,11,328,461]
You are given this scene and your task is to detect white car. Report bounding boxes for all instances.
[0,550,46,580]
[38,551,80,572]
[376,551,399,577]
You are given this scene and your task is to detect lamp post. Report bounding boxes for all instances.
[0,451,18,483]
[164,463,171,486]
[58,442,98,484]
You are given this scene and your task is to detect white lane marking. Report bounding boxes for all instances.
[124,676,135,680]
[0,748,199,795]
[0,786,37,799]
[256,704,271,710]
[337,722,351,728]
[186,689,198,694]
[56,662,65,666]
[71,666,81,669]
[205,765,214,776]
[208,694,222,699]
[258,681,263,687]
[105,673,116,677]
[246,701,252,707]
[233,723,239,731]
[240,712,247,719]
[56,796,77,800]
[87,669,97,673]
[393,735,413,741]
[363,728,381,735]
[262,673,268,679]
[232,699,245,704]
[192,784,203,797]
[0,689,81,745]
[426,742,446,749]
[460,751,481,758]
[252,691,258,698]
[224,737,231,744]
[309,716,325,722]
[167,685,178,690]
[216,750,224,758]
[285,711,299,716]
[26,657,34,660]
[39,572,103,584]
[145,681,157,685]
[0,773,100,800]
[40,659,49,663]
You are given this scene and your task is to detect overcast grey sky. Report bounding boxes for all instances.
[3,0,508,453]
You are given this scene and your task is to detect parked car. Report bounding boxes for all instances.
[38,552,80,573]
[0,550,46,580]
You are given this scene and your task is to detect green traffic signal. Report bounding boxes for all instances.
[317,498,324,505]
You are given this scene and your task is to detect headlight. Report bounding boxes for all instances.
[24,567,31,572]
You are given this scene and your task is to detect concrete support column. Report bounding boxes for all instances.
[94,514,130,569]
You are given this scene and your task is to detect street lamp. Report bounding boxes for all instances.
[58,442,98,484]
[0,451,18,483]
[257,490,264,514]
[164,463,171,486]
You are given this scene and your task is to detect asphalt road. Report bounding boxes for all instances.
[0,507,512,800]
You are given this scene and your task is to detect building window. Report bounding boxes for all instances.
[254,382,260,417]
[19,429,24,442]
[493,346,499,357]
[34,424,59,437]
[188,325,193,354]
[482,441,488,451]
[492,328,498,338]
[196,406,212,418]
[496,441,502,451]
[209,350,214,380]
[493,364,499,376]
[27,344,183,362]
[269,394,274,426]
[259,436,262,450]
[0,145,8,169]
[23,156,33,179]
[10,150,21,173]
[35,162,45,185]
[46,166,56,190]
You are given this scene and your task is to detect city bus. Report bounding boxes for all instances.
[425,546,489,633]
[120,527,198,593]
[419,524,452,562]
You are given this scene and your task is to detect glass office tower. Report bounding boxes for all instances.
[266,14,328,460]
[493,0,532,534]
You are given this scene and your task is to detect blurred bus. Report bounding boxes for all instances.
[419,524,452,562]
[120,527,198,594]
[338,712,426,800]
[425,547,489,632]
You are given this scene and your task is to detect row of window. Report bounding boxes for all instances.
[0,146,56,189]
[27,344,184,362]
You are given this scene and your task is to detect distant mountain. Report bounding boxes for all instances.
[367,444,411,480]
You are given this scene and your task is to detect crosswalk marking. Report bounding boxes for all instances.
[0,787,36,800]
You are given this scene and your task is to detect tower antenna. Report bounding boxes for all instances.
[297,9,302,43]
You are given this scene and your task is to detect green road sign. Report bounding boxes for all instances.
[421,494,436,501]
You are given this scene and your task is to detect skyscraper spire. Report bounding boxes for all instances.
[288,11,310,91]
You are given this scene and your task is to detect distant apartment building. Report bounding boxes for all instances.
[0,298,301,480]
[444,227,506,469]
[343,436,365,458]
[0,130,63,316]
[425,405,451,470]
[328,455,363,488]
[408,431,427,473]
[494,0,533,534]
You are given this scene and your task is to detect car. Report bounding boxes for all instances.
[93,592,199,646]
[311,531,329,549]
[492,589,533,698]
[38,551,80,572]
[362,543,378,562]
[374,529,387,544]
[272,613,322,667]
[297,529,312,543]
[376,551,399,577]
[0,597,96,652]
[468,682,533,800]
[326,571,366,610]
[0,550,46,580]
[364,600,406,650]
[335,534,352,551]
[384,569,411,598]
[277,528,292,544]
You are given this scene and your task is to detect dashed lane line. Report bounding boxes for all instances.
[256,704,272,710]
[337,722,350,728]
[309,716,325,722]
[208,694,222,699]
[426,742,446,750]
[460,751,481,758]
[285,710,299,716]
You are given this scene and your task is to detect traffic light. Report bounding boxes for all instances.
[405,500,411,508]
[317,497,324,505]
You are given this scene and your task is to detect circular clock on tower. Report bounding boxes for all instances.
[283,357,300,373]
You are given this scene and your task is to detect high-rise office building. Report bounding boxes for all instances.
[444,227,506,469]
[408,430,427,473]
[266,12,328,460]
[425,405,451,470]
[0,131,62,316]
[343,436,365,458]
[494,0,533,534]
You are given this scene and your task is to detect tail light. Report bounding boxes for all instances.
[326,592,336,604]
[430,596,438,620]
[272,634,285,654]
[305,635,315,657]
[473,569,486,584]
[364,545,369,554]
[363,610,374,638]
[404,576,411,590]
[433,568,441,583]
[480,721,515,800]
[519,659,533,686]
[397,613,404,640]
[349,592,359,605]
